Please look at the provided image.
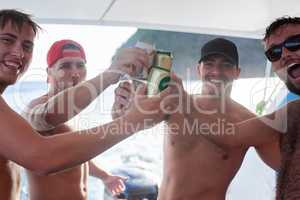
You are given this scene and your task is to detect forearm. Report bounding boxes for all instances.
[168,112,237,145]
[0,95,137,175]
[44,70,120,126]
[193,114,280,148]
[89,161,110,179]
[35,116,135,175]
[3,114,136,176]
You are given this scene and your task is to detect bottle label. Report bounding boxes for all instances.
[148,69,170,96]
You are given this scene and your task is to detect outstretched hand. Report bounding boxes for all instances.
[103,174,127,196]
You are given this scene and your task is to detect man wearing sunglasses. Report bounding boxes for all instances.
[263,16,300,199]
[171,16,300,199]
[264,21,300,95]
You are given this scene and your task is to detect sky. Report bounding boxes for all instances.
[21,24,137,81]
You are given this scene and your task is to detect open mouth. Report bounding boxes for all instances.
[287,63,300,79]
[71,79,81,86]
[209,79,223,84]
[72,82,79,87]
[3,60,22,74]
[206,78,228,86]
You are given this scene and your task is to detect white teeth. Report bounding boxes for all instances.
[4,61,21,70]
[210,79,222,83]
[287,63,298,69]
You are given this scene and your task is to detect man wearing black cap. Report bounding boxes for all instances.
[112,38,256,199]
[197,38,240,97]
[159,38,258,200]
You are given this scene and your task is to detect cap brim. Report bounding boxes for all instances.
[199,52,237,65]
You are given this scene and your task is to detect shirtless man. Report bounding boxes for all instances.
[112,38,259,199]
[211,16,300,199]
[161,17,300,199]
[262,17,300,199]
[22,39,127,200]
[187,17,300,199]
[0,9,175,200]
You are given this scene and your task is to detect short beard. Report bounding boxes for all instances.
[285,79,300,95]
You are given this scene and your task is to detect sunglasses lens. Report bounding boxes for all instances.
[285,35,300,52]
[265,46,282,62]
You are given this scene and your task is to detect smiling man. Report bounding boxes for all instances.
[22,39,128,200]
[169,17,300,199]
[0,10,36,200]
[112,38,257,200]
[111,16,300,200]
[263,17,300,199]
[0,9,175,200]
[169,17,300,200]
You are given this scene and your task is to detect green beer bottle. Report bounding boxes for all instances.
[147,51,173,96]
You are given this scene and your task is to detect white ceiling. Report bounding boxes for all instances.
[3,0,300,38]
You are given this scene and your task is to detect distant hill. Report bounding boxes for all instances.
[120,29,268,79]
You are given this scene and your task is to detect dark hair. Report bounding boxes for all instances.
[264,16,300,41]
[0,9,41,35]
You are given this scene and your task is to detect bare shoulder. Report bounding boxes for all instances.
[0,95,14,112]
[0,95,30,126]
[266,99,300,124]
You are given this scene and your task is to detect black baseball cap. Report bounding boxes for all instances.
[199,38,239,66]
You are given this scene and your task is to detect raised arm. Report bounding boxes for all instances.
[174,100,282,149]
[0,82,175,175]
[165,73,282,170]
[23,48,150,130]
[186,104,282,170]
[171,72,282,148]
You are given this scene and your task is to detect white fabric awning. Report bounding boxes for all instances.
[3,0,300,38]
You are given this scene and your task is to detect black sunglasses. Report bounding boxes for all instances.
[265,34,300,62]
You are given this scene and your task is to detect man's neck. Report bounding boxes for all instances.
[197,87,233,112]
[0,84,7,94]
[201,85,232,98]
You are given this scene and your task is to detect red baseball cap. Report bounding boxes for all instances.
[47,39,86,68]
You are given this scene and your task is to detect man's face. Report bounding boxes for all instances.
[265,24,300,95]
[197,54,240,95]
[48,56,87,90]
[0,21,34,86]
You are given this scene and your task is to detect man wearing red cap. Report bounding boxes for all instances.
[22,39,131,199]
